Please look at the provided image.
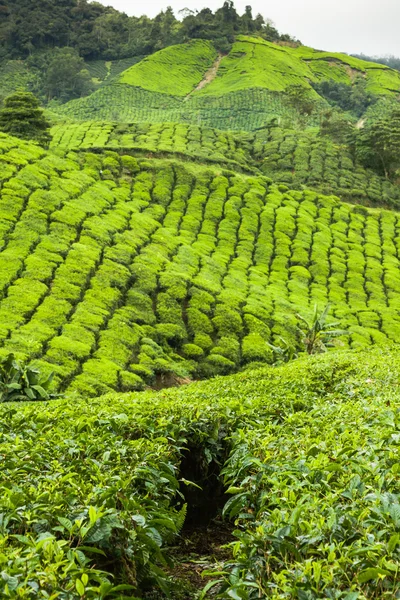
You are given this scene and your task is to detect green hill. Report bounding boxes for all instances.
[1,132,400,398]
[52,36,400,129]
[50,120,400,208]
[2,15,400,599]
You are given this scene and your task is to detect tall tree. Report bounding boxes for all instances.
[356,107,400,179]
[0,92,51,147]
[41,47,93,101]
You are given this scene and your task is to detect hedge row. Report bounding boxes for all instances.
[51,86,318,131]
[256,127,400,209]
[50,121,252,169]
[3,347,400,597]
[1,135,400,395]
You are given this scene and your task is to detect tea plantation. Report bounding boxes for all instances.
[52,36,400,130]
[2,22,400,600]
[2,347,400,597]
[50,121,400,209]
[2,131,400,399]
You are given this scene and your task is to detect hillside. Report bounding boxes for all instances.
[52,35,400,129]
[1,132,400,399]
[2,7,400,597]
[50,120,400,208]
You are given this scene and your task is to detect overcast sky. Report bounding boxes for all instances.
[95,0,400,57]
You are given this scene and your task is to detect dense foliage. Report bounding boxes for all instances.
[52,36,400,127]
[0,0,296,61]
[0,92,51,146]
[2,347,400,597]
[355,105,400,180]
[0,353,56,402]
[1,133,400,398]
[255,125,400,206]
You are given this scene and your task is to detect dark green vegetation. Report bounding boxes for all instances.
[2,347,400,597]
[2,4,400,597]
[0,0,294,61]
[0,91,51,146]
[0,353,56,402]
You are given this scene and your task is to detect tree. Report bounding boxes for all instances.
[356,106,400,179]
[40,47,93,102]
[320,109,355,144]
[296,304,347,355]
[285,85,315,118]
[0,92,51,146]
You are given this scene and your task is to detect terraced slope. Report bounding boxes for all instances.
[2,133,400,397]
[50,121,254,171]
[50,121,400,208]
[53,36,400,129]
[254,127,400,208]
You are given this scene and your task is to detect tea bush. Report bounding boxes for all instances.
[2,347,400,597]
[51,35,400,129]
[2,133,400,396]
[255,126,400,209]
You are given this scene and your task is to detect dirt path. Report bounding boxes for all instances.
[184,54,223,101]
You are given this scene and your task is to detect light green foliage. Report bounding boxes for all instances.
[51,36,400,130]
[50,121,400,210]
[50,121,253,170]
[119,39,217,96]
[1,133,400,396]
[256,126,400,208]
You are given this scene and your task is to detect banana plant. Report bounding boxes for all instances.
[296,304,348,355]
[0,354,57,402]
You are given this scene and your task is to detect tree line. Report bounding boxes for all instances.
[0,0,298,61]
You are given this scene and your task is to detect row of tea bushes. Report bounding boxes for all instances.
[50,121,253,169]
[51,86,315,131]
[2,135,400,395]
[3,347,400,597]
[255,127,400,209]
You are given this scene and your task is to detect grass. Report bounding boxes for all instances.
[119,40,217,96]
[2,346,400,597]
[1,133,400,398]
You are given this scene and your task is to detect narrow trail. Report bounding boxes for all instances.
[184,53,223,101]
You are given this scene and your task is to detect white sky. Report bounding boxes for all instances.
[94,0,400,57]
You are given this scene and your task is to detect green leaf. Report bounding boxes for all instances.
[75,579,85,596]
[358,568,389,582]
